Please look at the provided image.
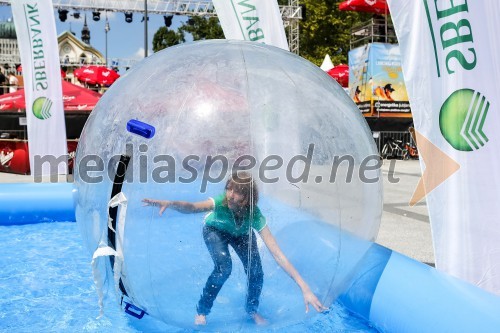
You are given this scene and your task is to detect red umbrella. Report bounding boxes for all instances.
[0,90,25,110]
[339,0,389,14]
[74,65,120,85]
[60,80,102,111]
[0,80,101,112]
[327,64,349,87]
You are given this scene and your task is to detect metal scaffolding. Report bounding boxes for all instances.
[0,0,302,53]
[283,0,301,55]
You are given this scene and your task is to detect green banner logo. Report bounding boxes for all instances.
[32,97,53,120]
[439,89,489,151]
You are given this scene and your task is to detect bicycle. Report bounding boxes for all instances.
[381,138,408,159]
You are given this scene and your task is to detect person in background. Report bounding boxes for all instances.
[0,69,6,95]
[8,72,18,93]
[142,172,326,326]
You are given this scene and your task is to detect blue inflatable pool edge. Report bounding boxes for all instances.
[0,182,75,225]
[339,243,500,332]
[1,182,500,332]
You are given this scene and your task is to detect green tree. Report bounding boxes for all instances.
[152,2,369,66]
[152,27,185,52]
[298,0,368,66]
[152,16,223,52]
[179,16,224,40]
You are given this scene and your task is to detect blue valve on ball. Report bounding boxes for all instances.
[127,119,155,139]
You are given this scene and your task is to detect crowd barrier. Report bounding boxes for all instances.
[373,130,419,159]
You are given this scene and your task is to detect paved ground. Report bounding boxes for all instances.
[0,159,434,265]
[377,159,434,265]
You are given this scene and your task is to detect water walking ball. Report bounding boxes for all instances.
[74,40,382,331]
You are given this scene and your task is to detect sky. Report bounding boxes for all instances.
[0,5,187,64]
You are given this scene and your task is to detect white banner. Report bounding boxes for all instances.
[12,0,67,176]
[212,0,289,51]
[388,0,500,294]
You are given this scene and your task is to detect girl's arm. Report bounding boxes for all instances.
[259,226,326,313]
[142,198,214,216]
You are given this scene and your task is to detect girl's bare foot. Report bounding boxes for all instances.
[194,314,206,325]
[251,312,268,325]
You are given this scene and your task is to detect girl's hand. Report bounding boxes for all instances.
[142,198,170,216]
[302,289,327,313]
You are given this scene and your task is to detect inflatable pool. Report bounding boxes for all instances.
[1,182,500,332]
[2,40,500,332]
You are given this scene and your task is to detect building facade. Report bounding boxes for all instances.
[0,18,104,87]
[58,30,105,85]
[0,19,20,75]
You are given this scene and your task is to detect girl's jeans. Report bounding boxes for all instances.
[197,226,264,316]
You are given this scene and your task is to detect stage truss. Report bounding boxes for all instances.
[0,0,302,67]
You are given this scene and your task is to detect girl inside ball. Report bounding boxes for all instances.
[143,171,326,325]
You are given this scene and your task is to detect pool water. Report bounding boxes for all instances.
[0,222,379,333]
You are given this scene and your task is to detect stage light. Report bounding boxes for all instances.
[58,9,69,22]
[124,12,133,23]
[92,11,101,21]
[73,11,80,19]
[164,15,173,27]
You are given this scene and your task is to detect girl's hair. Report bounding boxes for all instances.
[223,171,259,211]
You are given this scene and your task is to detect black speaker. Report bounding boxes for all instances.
[164,15,173,27]
[300,4,306,21]
[124,12,133,23]
[58,9,69,22]
[92,11,101,21]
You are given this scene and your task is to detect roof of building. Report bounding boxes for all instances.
[0,20,16,39]
[57,31,104,59]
